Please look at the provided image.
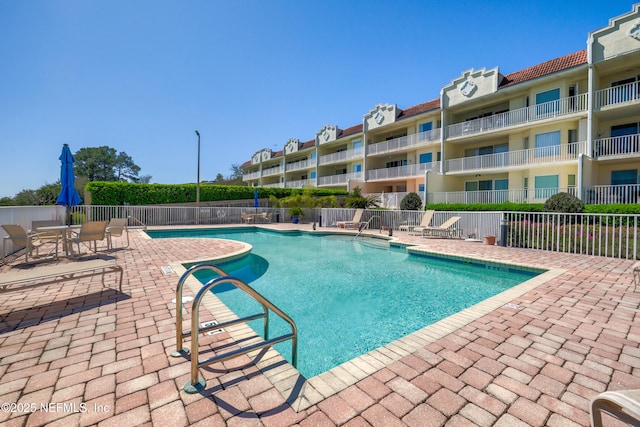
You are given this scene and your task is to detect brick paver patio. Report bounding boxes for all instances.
[1,223,638,426]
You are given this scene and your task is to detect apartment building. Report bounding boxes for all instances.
[242,4,640,207]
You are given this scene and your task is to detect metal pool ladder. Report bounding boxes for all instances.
[171,263,298,393]
[354,215,382,240]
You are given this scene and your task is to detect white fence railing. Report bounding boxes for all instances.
[447,93,588,139]
[286,159,313,172]
[1,206,638,260]
[593,133,640,158]
[318,148,363,165]
[594,80,640,109]
[367,162,437,181]
[428,187,579,205]
[583,184,640,205]
[285,178,316,188]
[262,166,284,177]
[446,141,587,173]
[317,172,363,186]
[367,129,441,155]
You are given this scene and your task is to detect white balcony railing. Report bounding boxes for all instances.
[593,133,640,158]
[317,172,363,186]
[285,178,317,188]
[366,162,437,181]
[594,81,640,109]
[367,129,441,156]
[583,184,640,204]
[286,159,313,172]
[447,94,588,139]
[242,171,261,181]
[262,182,285,188]
[428,187,579,205]
[318,148,363,166]
[445,141,587,174]
[262,166,284,177]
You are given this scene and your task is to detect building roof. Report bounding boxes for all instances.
[339,124,363,139]
[499,50,587,88]
[398,98,441,121]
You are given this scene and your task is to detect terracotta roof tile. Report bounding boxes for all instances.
[499,50,587,88]
[338,124,363,139]
[301,139,316,149]
[240,160,252,168]
[398,98,441,120]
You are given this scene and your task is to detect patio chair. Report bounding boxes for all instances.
[399,210,435,235]
[336,209,365,229]
[68,221,108,256]
[1,224,59,263]
[31,220,64,246]
[106,218,129,249]
[241,212,253,224]
[261,212,272,223]
[591,389,640,427]
[422,216,462,238]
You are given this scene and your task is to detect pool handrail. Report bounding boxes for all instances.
[171,262,298,394]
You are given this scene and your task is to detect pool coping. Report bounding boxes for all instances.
[163,229,566,412]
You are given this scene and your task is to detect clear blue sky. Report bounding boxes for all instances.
[0,0,635,198]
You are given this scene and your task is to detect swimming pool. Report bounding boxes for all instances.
[150,228,541,378]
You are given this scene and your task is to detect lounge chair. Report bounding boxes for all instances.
[106,218,129,249]
[591,389,640,427]
[421,216,462,238]
[1,224,59,263]
[399,210,435,235]
[336,209,364,229]
[68,221,108,256]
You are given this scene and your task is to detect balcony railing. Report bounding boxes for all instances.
[286,159,313,172]
[366,162,437,181]
[447,94,588,139]
[262,182,284,188]
[318,148,363,166]
[367,129,441,156]
[242,171,261,181]
[427,187,579,205]
[317,172,363,186]
[445,141,587,174]
[593,133,640,158]
[583,184,640,205]
[262,166,283,177]
[594,81,640,109]
[285,178,317,188]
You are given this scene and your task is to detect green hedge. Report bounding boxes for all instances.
[85,182,347,206]
[584,204,640,215]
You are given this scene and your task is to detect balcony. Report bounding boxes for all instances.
[593,133,640,158]
[584,184,640,204]
[242,171,261,181]
[445,141,587,174]
[317,172,363,186]
[285,178,317,188]
[286,159,314,172]
[446,94,588,139]
[262,182,284,188]
[594,81,640,110]
[367,129,441,156]
[366,162,437,181]
[428,187,579,205]
[318,148,363,166]
[262,166,284,177]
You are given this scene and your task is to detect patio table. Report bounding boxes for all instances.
[36,225,81,257]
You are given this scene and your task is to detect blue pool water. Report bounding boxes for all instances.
[149,228,540,378]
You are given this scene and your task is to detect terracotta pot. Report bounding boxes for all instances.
[483,235,496,245]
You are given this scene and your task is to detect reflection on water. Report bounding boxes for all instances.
[185,254,269,293]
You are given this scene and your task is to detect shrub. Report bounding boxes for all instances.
[400,192,422,210]
[543,192,584,213]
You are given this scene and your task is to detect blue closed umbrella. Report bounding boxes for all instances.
[253,189,259,209]
[56,144,82,223]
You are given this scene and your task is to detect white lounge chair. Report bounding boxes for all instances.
[336,209,364,229]
[422,216,462,238]
[591,389,640,427]
[399,210,435,235]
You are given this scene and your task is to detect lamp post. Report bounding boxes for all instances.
[195,130,200,206]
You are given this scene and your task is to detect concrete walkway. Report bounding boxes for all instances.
[1,224,639,426]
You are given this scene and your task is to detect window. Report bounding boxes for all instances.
[534,175,559,199]
[419,184,424,192]
[310,171,316,179]
[354,164,362,173]
[535,131,561,157]
[535,88,560,116]
[311,152,316,159]
[611,170,638,185]
[568,174,576,187]
[352,140,362,154]
[419,153,432,164]
[419,122,433,139]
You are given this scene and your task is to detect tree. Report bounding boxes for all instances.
[400,192,423,210]
[74,146,144,183]
[229,164,244,179]
[344,187,379,209]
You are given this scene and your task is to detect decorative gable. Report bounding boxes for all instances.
[442,67,502,108]
[589,4,640,64]
[284,138,300,155]
[316,125,341,145]
[252,148,273,164]
[364,104,399,131]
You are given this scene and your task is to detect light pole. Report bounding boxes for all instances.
[195,130,200,206]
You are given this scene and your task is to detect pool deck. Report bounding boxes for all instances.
[1,223,639,426]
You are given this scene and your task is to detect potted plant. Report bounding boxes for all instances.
[288,207,305,224]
